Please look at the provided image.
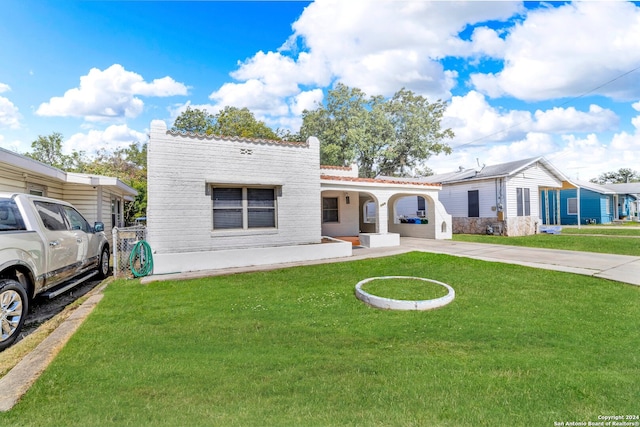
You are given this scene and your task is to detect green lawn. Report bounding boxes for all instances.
[1,252,638,426]
[453,231,640,256]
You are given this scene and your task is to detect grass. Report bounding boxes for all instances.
[0,252,638,426]
[453,231,640,256]
[561,226,640,236]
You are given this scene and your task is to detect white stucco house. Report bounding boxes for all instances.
[413,157,575,236]
[0,146,137,236]
[146,120,452,275]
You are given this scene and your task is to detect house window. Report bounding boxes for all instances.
[212,187,276,230]
[27,183,47,197]
[111,198,123,228]
[567,197,578,215]
[517,188,530,216]
[417,196,426,217]
[363,201,376,223]
[322,197,339,223]
[468,190,479,218]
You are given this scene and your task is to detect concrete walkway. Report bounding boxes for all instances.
[143,238,640,287]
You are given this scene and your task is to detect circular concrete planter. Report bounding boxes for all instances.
[355,276,455,311]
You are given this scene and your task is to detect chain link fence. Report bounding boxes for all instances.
[112,226,148,278]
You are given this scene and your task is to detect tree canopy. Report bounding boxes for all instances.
[591,168,640,184]
[299,84,454,178]
[25,133,147,224]
[26,132,85,171]
[172,106,280,140]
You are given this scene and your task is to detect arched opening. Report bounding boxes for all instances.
[359,193,379,233]
[388,193,437,239]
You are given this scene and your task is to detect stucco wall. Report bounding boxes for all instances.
[320,190,360,236]
[147,120,322,255]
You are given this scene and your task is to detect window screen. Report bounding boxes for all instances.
[247,188,275,228]
[323,197,339,223]
[212,187,276,230]
[213,188,243,229]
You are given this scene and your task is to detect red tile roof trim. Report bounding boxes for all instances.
[166,130,309,147]
[320,165,353,170]
[321,175,442,188]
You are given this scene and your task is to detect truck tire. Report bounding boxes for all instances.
[0,279,28,352]
[96,246,111,279]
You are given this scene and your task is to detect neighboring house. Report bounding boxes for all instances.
[542,180,639,225]
[0,146,137,236]
[413,157,574,236]
[603,182,640,221]
[147,120,452,275]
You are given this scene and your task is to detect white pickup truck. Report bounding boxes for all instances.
[0,193,111,351]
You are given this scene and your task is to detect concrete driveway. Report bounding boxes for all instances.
[400,238,640,286]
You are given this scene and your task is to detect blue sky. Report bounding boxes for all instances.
[1,0,640,181]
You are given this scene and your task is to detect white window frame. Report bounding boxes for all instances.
[111,197,123,228]
[517,188,531,217]
[567,197,578,215]
[212,186,277,231]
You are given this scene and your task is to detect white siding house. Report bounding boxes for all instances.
[0,146,137,237]
[420,157,574,236]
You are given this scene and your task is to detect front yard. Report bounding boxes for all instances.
[454,224,640,256]
[0,252,638,426]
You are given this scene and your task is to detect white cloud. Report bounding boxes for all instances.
[36,64,188,122]
[64,124,147,155]
[469,27,506,59]
[444,91,621,149]
[205,0,522,126]
[0,135,23,153]
[472,2,640,101]
[533,105,618,134]
[289,89,324,116]
[210,79,290,118]
[443,91,532,145]
[0,83,21,129]
[288,0,521,98]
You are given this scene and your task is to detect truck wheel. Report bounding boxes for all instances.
[0,279,28,352]
[96,246,111,279]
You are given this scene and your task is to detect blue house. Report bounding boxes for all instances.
[605,183,640,220]
[542,180,638,225]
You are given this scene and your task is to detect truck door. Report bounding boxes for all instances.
[33,201,79,287]
[60,205,95,270]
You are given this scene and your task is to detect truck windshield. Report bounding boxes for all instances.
[0,198,27,231]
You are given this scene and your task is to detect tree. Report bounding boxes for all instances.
[81,142,148,224]
[214,106,279,139]
[591,168,640,184]
[171,107,216,134]
[172,106,279,139]
[26,132,86,171]
[298,84,454,178]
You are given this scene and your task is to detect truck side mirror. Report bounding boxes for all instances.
[94,222,105,232]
